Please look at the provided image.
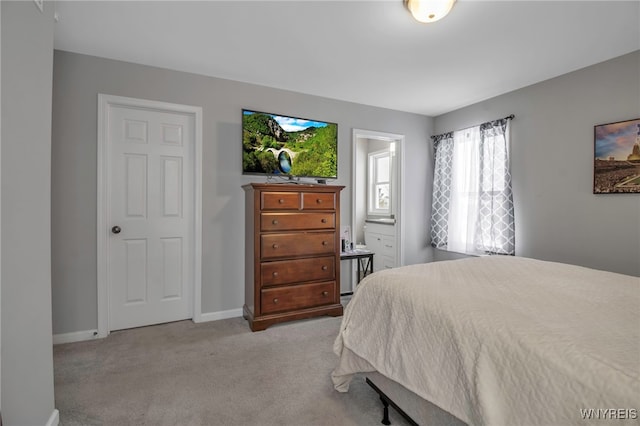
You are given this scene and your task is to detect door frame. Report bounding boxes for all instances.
[97,94,203,338]
[351,129,405,283]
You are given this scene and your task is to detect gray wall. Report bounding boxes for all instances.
[51,50,433,334]
[433,51,640,276]
[1,1,56,424]
[53,44,639,337]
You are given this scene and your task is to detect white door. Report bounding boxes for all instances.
[107,102,195,331]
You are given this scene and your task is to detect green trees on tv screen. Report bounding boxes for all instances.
[242,112,337,178]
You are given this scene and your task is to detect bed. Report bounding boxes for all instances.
[331,256,640,425]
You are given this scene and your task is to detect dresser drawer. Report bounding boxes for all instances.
[261,192,300,210]
[261,256,335,287]
[261,213,335,231]
[261,232,335,259]
[382,235,395,256]
[382,255,396,270]
[261,281,335,314]
[302,192,335,210]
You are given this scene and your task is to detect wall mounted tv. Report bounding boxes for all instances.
[242,109,338,180]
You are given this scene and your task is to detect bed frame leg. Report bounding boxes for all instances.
[367,377,419,426]
[380,396,391,425]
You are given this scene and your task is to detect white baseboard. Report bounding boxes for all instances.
[197,308,243,323]
[53,329,99,345]
[46,409,59,426]
[53,309,242,344]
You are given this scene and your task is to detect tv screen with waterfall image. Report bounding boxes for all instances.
[242,109,338,179]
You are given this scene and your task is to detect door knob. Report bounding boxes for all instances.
[112,226,122,234]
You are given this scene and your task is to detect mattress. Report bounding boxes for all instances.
[332,256,640,425]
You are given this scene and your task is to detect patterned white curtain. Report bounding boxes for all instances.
[430,133,454,249]
[430,118,515,255]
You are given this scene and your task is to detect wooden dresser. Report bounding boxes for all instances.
[243,183,344,331]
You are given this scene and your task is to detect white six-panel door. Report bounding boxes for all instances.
[99,96,201,333]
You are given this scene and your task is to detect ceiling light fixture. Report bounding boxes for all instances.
[405,0,457,23]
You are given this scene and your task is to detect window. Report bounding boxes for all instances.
[368,149,391,216]
[430,118,515,255]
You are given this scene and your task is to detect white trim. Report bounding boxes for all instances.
[53,329,99,345]
[55,306,241,343]
[193,106,203,323]
[352,129,405,274]
[197,308,243,323]
[97,94,203,338]
[46,409,60,426]
[52,308,243,343]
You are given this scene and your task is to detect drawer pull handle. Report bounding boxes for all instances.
[272,272,278,277]
[321,218,327,223]
[316,199,322,204]
[322,241,328,246]
[273,298,279,304]
[278,199,284,204]
[321,265,328,271]
[384,244,392,248]
[322,291,329,297]
[272,243,279,249]
[272,219,279,225]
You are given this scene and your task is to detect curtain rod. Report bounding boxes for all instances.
[430,114,515,140]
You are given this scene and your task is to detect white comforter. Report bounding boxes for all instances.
[332,256,640,425]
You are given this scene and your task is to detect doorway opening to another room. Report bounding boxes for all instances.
[349,129,404,291]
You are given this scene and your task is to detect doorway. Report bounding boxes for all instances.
[97,95,203,337]
[349,129,404,289]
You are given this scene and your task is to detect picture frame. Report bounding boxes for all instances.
[593,118,640,194]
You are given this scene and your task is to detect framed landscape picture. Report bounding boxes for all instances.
[593,118,640,194]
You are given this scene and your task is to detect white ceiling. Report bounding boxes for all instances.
[53,1,640,116]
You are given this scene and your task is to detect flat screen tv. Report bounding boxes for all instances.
[242,109,337,180]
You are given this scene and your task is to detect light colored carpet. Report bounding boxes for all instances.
[54,314,413,426]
